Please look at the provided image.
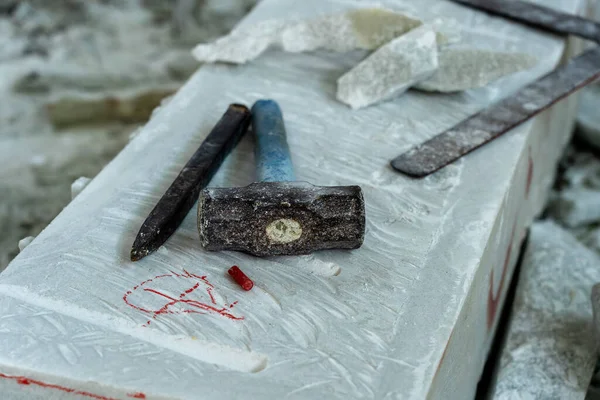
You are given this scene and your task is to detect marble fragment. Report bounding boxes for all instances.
[192,8,423,64]
[491,221,599,400]
[280,8,422,53]
[548,188,600,228]
[414,48,537,92]
[17,237,34,252]
[71,176,91,200]
[192,19,286,64]
[578,228,600,257]
[336,25,438,109]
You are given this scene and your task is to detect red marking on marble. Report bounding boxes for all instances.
[206,286,216,304]
[228,266,254,291]
[199,275,214,288]
[487,224,516,331]
[180,282,200,298]
[124,270,244,326]
[0,372,117,400]
[525,148,534,199]
[127,392,147,399]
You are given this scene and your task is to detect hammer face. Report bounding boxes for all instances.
[198,182,365,256]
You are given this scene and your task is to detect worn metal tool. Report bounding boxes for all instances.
[198,99,365,256]
[131,104,251,261]
[392,0,600,178]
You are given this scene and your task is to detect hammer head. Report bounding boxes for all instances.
[198,182,365,256]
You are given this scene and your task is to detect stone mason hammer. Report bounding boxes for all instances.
[197,99,365,256]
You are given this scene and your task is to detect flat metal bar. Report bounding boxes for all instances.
[452,0,600,43]
[391,46,600,178]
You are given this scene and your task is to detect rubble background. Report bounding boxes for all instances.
[0,0,256,270]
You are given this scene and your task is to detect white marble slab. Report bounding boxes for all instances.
[0,0,584,398]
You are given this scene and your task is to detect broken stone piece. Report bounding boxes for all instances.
[414,48,537,92]
[71,176,92,200]
[336,25,438,110]
[12,67,167,94]
[280,8,422,53]
[548,188,600,228]
[46,87,177,128]
[192,19,286,64]
[491,221,599,399]
[192,8,423,64]
[18,236,34,252]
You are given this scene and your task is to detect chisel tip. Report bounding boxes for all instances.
[130,247,148,262]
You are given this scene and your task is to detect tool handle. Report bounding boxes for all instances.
[251,99,296,182]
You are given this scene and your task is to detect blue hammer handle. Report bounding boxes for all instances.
[251,100,296,182]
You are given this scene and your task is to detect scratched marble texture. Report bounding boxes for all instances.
[492,222,599,399]
[0,0,582,399]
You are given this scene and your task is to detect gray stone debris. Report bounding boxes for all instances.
[17,236,35,252]
[576,228,600,256]
[192,19,286,64]
[560,151,600,190]
[192,8,423,64]
[492,221,599,400]
[544,151,600,230]
[170,0,257,44]
[414,48,537,92]
[46,87,177,128]
[336,25,438,109]
[548,188,600,228]
[71,176,91,200]
[13,68,165,94]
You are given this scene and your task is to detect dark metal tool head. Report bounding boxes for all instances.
[198,181,365,256]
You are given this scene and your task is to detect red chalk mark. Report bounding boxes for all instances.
[487,224,516,331]
[525,147,534,199]
[124,269,244,326]
[128,392,147,399]
[144,288,177,302]
[0,372,118,400]
[228,266,253,291]
[180,282,200,298]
